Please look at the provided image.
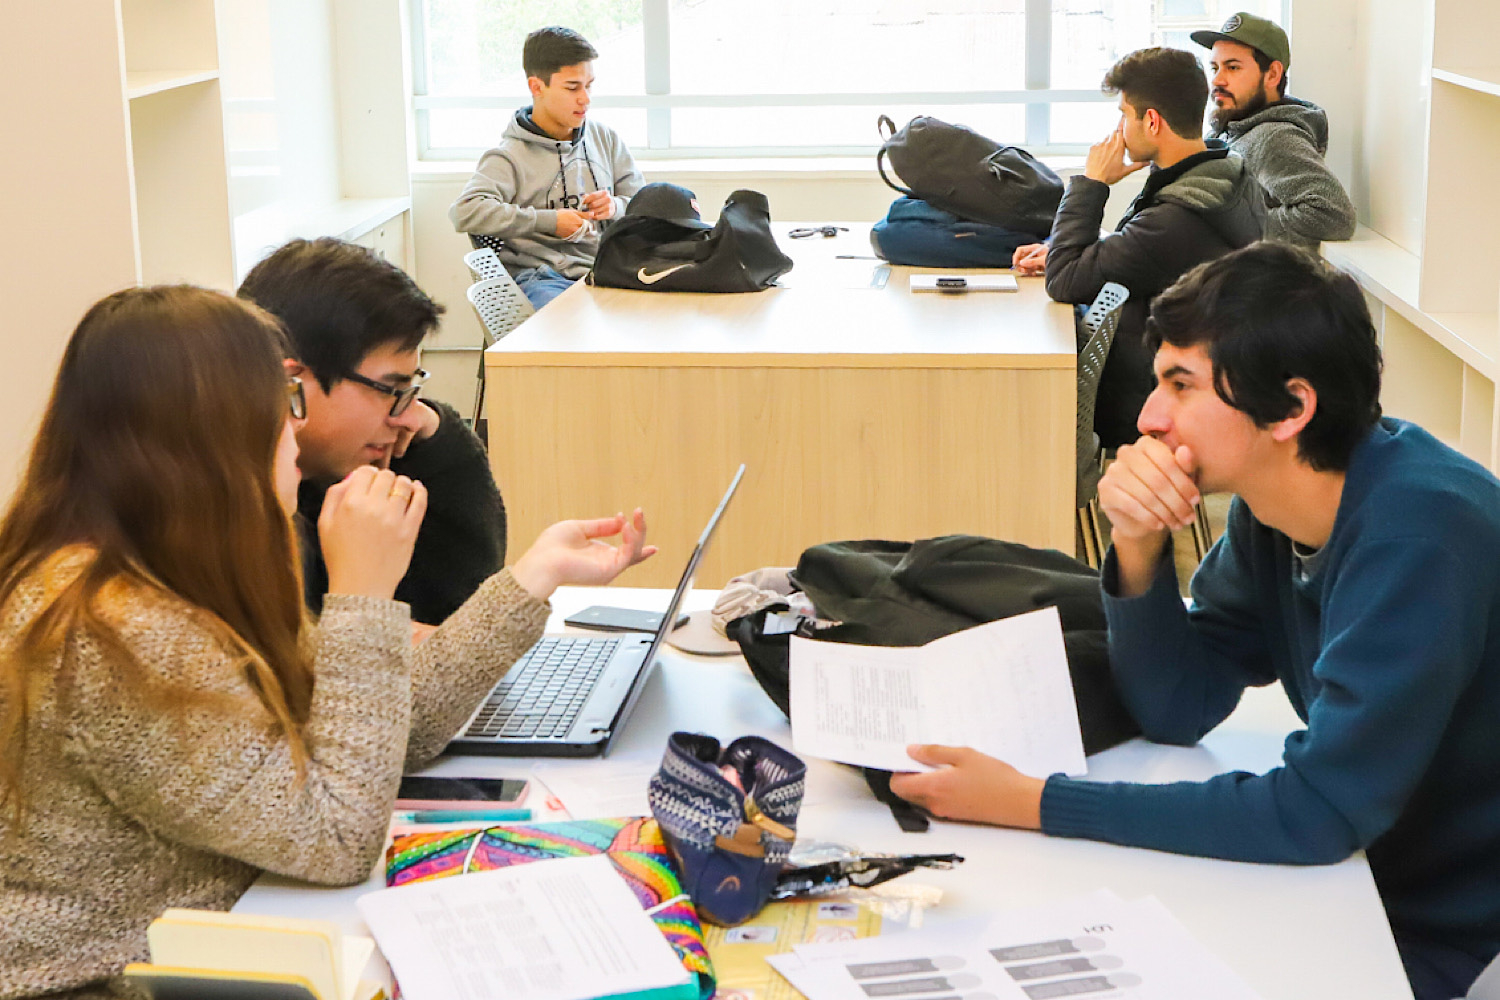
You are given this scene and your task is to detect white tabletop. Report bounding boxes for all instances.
[236,587,1413,1000]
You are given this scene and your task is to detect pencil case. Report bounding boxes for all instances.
[648,731,806,926]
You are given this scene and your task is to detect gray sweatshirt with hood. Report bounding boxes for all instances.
[449,109,643,279]
[1210,96,1356,249]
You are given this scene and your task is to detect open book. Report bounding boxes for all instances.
[124,908,384,1000]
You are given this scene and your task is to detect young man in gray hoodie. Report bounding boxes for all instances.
[1193,12,1356,250]
[449,26,643,309]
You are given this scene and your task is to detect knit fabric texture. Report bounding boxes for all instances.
[0,549,548,999]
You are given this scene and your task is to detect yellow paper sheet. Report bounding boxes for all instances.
[704,899,883,1000]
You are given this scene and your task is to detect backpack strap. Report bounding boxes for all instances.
[876,115,913,196]
[876,147,912,197]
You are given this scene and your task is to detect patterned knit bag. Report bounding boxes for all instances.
[384,816,715,999]
[647,732,807,927]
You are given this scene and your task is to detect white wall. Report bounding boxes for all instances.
[1292,0,1433,252]
[0,4,141,498]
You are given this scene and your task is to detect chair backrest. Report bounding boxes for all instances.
[463,246,507,282]
[466,274,535,347]
[1075,281,1130,505]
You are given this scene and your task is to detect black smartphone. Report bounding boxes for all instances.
[563,605,690,633]
[395,776,530,810]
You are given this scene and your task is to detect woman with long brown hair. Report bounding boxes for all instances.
[0,286,652,999]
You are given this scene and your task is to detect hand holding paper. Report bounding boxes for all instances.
[788,607,1087,779]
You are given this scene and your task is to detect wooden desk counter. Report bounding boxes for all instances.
[484,227,1076,588]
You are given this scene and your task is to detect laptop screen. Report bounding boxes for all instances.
[637,463,746,667]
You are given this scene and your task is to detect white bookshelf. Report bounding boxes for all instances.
[114,0,236,288]
[224,0,415,280]
[1323,0,1500,472]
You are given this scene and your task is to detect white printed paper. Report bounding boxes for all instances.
[909,273,1018,292]
[356,855,689,1000]
[789,607,1087,777]
[530,761,655,820]
[768,890,1263,1000]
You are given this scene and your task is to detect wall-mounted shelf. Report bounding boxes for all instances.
[233,196,411,282]
[125,69,219,100]
[1329,231,1500,378]
[1431,68,1500,97]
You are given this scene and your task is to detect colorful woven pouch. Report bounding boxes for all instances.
[385,816,715,999]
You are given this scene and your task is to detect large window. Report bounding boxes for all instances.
[413,0,1286,159]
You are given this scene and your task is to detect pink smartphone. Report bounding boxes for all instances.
[394,776,530,811]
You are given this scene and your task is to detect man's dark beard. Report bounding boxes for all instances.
[1210,81,1271,133]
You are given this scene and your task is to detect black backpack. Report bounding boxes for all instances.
[589,189,793,293]
[728,536,1141,831]
[876,115,1064,238]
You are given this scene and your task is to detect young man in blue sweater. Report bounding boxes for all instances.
[890,243,1500,1000]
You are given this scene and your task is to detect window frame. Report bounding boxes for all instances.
[410,0,1289,161]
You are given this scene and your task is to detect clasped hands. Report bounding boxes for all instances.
[557,190,617,238]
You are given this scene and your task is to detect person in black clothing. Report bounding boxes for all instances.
[1013,47,1263,448]
[239,238,507,631]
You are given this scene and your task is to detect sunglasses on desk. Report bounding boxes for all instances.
[788,225,849,239]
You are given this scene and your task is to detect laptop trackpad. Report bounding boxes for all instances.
[574,643,648,733]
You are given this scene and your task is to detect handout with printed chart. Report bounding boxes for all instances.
[788,607,1087,778]
[766,890,1265,1000]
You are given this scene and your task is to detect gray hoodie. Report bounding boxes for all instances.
[449,109,643,279]
[1210,97,1356,249]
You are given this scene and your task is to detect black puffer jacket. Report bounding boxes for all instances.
[1045,148,1264,448]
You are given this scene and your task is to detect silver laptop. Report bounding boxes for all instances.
[448,465,746,758]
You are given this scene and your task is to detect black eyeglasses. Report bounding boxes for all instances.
[341,368,429,417]
[287,377,307,420]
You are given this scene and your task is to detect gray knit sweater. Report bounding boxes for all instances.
[1210,97,1357,249]
[0,549,548,999]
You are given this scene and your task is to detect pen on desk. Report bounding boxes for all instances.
[396,808,533,823]
[836,254,882,260]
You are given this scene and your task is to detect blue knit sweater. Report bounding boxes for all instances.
[1043,419,1500,962]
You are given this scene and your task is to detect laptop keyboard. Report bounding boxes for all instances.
[462,636,623,742]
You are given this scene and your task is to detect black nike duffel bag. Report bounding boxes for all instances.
[589,183,793,293]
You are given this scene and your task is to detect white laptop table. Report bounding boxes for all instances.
[236,586,1414,1000]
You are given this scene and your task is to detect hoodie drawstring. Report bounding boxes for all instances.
[555,133,602,211]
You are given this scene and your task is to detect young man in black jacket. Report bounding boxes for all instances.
[1013,47,1264,449]
[239,238,507,632]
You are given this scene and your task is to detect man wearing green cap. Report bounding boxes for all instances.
[1192,12,1356,249]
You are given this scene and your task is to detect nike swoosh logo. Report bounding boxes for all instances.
[637,263,692,284]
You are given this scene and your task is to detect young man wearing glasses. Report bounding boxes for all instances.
[449,25,642,309]
[240,238,506,631]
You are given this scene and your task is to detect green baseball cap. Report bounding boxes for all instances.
[1191,12,1291,71]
